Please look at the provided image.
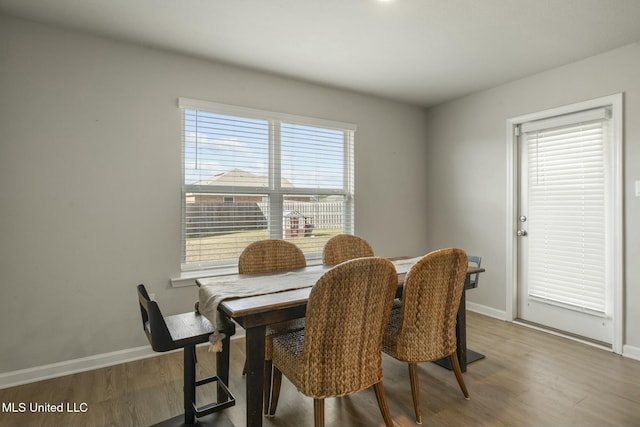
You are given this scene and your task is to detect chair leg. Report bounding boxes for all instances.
[263,360,273,414]
[449,353,470,399]
[313,398,324,427]
[216,333,232,403]
[269,368,283,415]
[242,358,247,376]
[184,345,197,425]
[408,362,422,424]
[373,381,394,427]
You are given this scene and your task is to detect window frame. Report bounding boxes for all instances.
[175,98,356,282]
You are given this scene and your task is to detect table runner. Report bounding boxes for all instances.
[197,258,424,351]
[391,256,423,275]
[198,267,329,351]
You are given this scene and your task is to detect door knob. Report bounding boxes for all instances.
[517,229,528,236]
[519,216,527,222]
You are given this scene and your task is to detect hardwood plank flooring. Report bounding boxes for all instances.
[1,312,639,427]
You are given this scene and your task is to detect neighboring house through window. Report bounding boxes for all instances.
[179,98,356,274]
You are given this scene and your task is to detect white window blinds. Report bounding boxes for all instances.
[523,108,610,314]
[179,98,355,272]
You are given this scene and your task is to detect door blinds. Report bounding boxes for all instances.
[522,107,610,315]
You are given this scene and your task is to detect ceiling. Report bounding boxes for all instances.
[2,0,640,107]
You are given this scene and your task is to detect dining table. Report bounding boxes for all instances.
[197,257,485,427]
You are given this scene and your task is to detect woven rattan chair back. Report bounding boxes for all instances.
[238,239,306,274]
[391,248,468,362]
[322,234,374,266]
[381,248,469,424]
[302,257,397,396]
[237,239,307,414]
[270,257,397,426]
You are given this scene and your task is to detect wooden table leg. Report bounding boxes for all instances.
[245,325,266,427]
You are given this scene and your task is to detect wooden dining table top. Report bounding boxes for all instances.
[197,261,484,320]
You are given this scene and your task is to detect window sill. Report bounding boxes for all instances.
[171,266,239,288]
[171,258,324,288]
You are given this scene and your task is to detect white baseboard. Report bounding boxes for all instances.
[466,301,507,320]
[466,303,640,361]
[0,345,159,390]
[468,302,640,362]
[0,333,246,390]
[2,315,635,390]
[623,344,640,361]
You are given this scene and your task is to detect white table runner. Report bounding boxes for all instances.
[197,258,421,351]
[198,266,330,350]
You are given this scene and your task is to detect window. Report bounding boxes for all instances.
[179,98,356,273]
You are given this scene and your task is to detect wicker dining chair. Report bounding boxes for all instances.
[239,239,307,274]
[238,239,307,414]
[269,257,398,427]
[467,255,482,289]
[382,248,470,424]
[322,234,375,266]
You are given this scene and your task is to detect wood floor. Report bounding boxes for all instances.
[1,312,639,427]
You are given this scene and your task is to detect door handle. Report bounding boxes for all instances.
[517,230,528,237]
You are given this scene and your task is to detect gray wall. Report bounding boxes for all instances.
[423,43,640,352]
[3,11,638,378]
[0,15,430,374]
